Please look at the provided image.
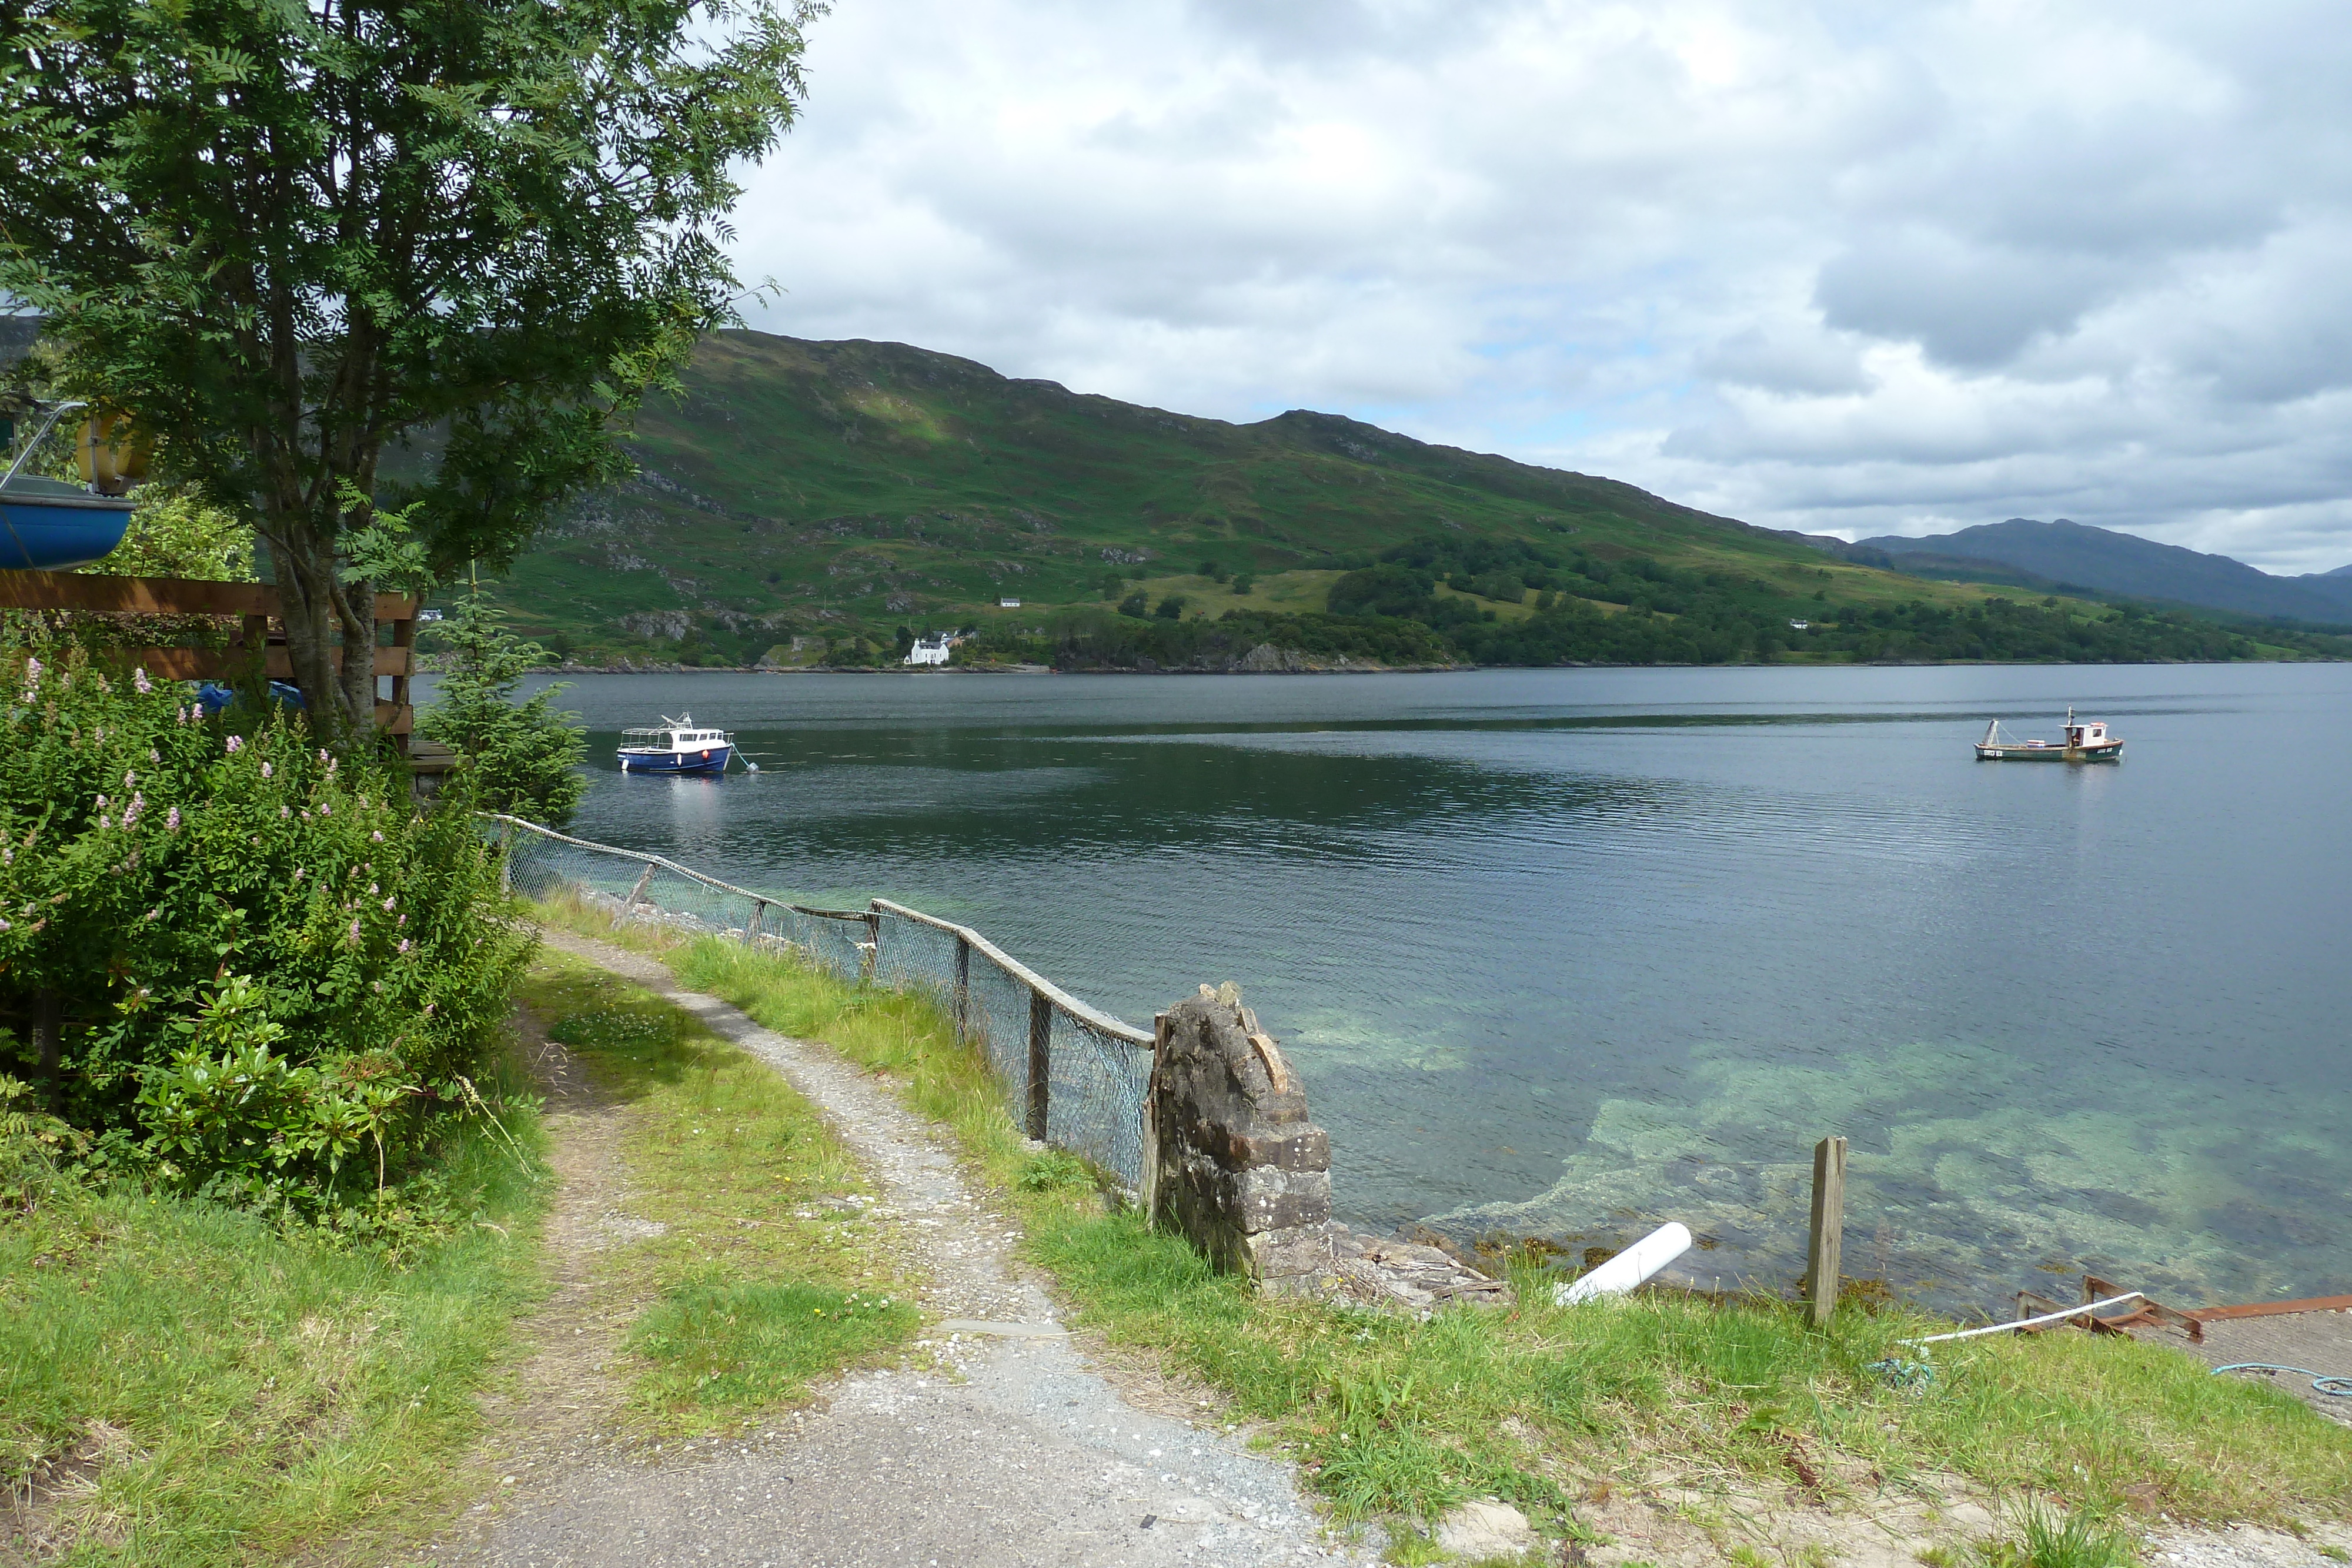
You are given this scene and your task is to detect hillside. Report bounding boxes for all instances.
[1853,519,2352,624]
[489,331,2339,667]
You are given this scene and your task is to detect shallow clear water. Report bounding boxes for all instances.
[515,664,2352,1312]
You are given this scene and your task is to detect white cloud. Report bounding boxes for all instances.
[733,0,2352,573]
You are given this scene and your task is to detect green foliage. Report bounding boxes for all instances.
[417,578,587,827]
[0,0,819,731]
[1153,594,1187,619]
[1117,590,1151,618]
[960,606,1453,670]
[1976,1505,2137,1568]
[83,484,255,582]
[1016,1148,1094,1193]
[0,640,532,1216]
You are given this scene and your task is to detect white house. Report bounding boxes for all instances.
[1788,619,1810,631]
[906,633,954,667]
[998,597,1021,609]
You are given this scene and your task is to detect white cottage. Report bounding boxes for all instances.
[906,633,954,667]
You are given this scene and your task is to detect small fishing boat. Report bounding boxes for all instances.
[617,715,737,775]
[1975,707,2123,763]
[0,402,140,571]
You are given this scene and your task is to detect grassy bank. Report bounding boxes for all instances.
[0,1057,549,1566]
[513,952,921,1435]
[536,901,2352,1552]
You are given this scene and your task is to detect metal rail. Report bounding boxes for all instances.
[491,814,1156,1183]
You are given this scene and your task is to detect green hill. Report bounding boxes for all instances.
[489,330,2343,667]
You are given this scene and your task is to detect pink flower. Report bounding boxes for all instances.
[225,734,242,753]
[166,807,180,831]
[0,918,11,932]
[149,748,159,764]
[122,770,135,788]
[260,761,272,779]
[293,867,305,881]
[24,657,40,685]
[370,830,384,842]
[280,806,290,819]
[122,794,142,827]
[319,801,330,815]
[318,748,329,763]
[133,667,152,694]
[423,1002,436,1017]
[99,815,111,830]
[347,918,362,942]
[381,897,395,911]
[397,938,411,953]
[96,794,108,810]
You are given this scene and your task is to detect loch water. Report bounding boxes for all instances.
[527,663,2351,1313]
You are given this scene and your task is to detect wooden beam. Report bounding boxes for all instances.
[2189,1293,2352,1323]
[120,646,413,680]
[0,571,416,621]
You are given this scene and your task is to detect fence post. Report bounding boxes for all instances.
[954,933,971,1040]
[617,861,656,928]
[1141,1011,1169,1229]
[860,911,881,984]
[1805,1135,1847,1328]
[1026,988,1052,1141]
[749,898,767,944]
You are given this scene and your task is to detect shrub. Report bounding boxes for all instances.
[416,578,587,827]
[0,642,532,1216]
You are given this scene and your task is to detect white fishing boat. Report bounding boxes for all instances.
[617,715,739,775]
[1975,707,2123,763]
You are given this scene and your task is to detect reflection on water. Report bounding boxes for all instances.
[510,664,2352,1312]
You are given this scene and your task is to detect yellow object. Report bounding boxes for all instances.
[77,409,150,494]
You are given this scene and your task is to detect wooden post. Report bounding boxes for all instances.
[1805,1135,1847,1328]
[953,933,971,1040]
[1141,1011,1170,1228]
[749,898,767,944]
[619,861,656,925]
[388,609,417,758]
[1025,988,1052,1141]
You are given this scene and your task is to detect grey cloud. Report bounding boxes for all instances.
[1814,232,2133,367]
[1698,327,1873,396]
[732,0,2352,573]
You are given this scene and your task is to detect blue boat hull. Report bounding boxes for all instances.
[617,745,732,776]
[0,490,136,571]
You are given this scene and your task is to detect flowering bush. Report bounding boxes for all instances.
[0,642,532,1214]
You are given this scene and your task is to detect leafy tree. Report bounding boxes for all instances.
[416,579,585,827]
[0,0,818,741]
[1117,590,1150,618]
[1153,595,1186,620]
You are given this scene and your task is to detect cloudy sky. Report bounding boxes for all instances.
[732,0,2352,573]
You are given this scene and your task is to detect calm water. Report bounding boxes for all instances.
[517,664,2351,1311]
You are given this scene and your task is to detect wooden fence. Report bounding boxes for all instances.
[0,570,421,747]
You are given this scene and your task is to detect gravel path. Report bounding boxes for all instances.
[447,929,1372,1568]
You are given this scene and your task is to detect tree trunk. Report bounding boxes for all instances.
[270,511,377,744]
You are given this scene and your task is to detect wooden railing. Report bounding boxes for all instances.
[0,570,422,743]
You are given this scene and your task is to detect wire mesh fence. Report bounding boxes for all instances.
[490,815,1155,1189]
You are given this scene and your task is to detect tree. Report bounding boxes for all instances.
[0,0,818,741]
[416,577,586,826]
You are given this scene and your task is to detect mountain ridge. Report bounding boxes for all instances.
[1852,518,2352,624]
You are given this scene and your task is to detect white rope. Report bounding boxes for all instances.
[1905,1291,2143,1345]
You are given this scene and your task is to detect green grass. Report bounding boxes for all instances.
[513,951,922,1434]
[0,1052,550,1566]
[536,902,2352,1539]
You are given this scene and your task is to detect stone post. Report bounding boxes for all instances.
[1150,982,1332,1293]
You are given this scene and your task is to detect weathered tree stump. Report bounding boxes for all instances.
[1148,983,1333,1293]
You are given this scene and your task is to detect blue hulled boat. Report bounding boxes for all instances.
[0,402,139,570]
[617,715,736,775]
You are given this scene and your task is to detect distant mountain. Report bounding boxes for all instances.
[1853,519,2352,624]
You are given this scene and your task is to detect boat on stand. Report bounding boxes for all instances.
[617,715,744,775]
[1975,706,2123,763]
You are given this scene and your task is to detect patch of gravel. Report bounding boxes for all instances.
[437,929,1376,1567]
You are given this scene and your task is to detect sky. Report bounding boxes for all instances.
[731,0,2352,574]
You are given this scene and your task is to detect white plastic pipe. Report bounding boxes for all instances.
[1553,1222,1694,1305]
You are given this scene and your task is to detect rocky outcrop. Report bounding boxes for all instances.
[1148,984,1333,1293]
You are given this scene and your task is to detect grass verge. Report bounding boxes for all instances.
[536,899,2352,1542]
[513,951,920,1435]
[0,1049,549,1567]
